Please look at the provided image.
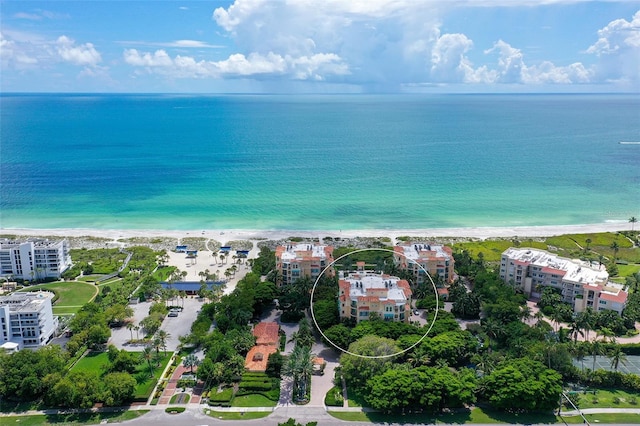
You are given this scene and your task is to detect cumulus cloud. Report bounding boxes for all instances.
[430,32,474,82]
[56,35,101,66]
[123,48,349,80]
[586,10,640,85]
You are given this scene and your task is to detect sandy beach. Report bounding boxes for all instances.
[0,221,632,244]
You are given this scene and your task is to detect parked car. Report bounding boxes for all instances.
[168,311,179,317]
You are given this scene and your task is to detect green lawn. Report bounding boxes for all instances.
[572,388,640,409]
[618,263,640,278]
[70,352,110,374]
[3,410,148,425]
[25,281,97,314]
[133,353,173,400]
[563,413,640,424]
[231,394,277,407]
[329,408,558,424]
[70,351,172,401]
[205,410,271,420]
[452,239,548,262]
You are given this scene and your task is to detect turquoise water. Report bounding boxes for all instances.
[1,93,638,230]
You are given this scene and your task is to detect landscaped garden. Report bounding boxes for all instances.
[207,372,280,408]
[71,350,173,402]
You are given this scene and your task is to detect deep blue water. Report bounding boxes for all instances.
[1,93,638,230]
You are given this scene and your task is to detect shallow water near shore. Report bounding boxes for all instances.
[1,93,638,230]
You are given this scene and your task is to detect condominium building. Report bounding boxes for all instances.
[0,291,58,350]
[499,248,628,315]
[0,239,71,280]
[394,243,455,284]
[275,243,334,285]
[338,272,412,323]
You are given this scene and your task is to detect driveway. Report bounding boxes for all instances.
[109,301,153,351]
[158,296,205,351]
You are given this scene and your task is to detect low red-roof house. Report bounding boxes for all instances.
[244,321,281,372]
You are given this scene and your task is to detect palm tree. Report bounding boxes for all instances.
[571,342,588,373]
[610,241,620,261]
[283,345,314,402]
[134,325,140,340]
[482,318,504,349]
[630,216,638,231]
[184,353,199,374]
[585,238,592,251]
[590,340,606,371]
[569,319,584,342]
[127,322,134,341]
[142,346,154,377]
[575,309,594,341]
[156,330,170,355]
[609,346,628,371]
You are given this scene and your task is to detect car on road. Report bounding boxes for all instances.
[168,311,179,317]
[413,309,420,315]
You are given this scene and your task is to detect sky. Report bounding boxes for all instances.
[1,0,639,93]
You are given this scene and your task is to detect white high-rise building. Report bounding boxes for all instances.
[0,291,58,350]
[0,239,71,280]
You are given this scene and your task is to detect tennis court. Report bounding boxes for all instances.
[574,355,640,375]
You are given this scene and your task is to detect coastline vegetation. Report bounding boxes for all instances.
[1,230,639,421]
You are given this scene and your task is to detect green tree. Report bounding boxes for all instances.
[451,292,481,319]
[155,330,170,355]
[313,299,339,330]
[102,372,136,406]
[340,335,399,391]
[608,346,628,371]
[610,241,620,261]
[481,358,562,412]
[289,318,315,349]
[630,216,638,231]
[184,353,200,374]
[283,344,315,402]
[141,346,154,377]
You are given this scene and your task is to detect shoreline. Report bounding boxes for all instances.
[0,222,632,243]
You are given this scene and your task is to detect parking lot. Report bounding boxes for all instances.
[108,296,205,352]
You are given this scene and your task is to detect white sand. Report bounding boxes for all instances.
[0,221,632,243]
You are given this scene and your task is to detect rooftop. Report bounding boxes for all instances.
[277,243,332,262]
[253,322,280,346]
[395,243,452,261]
[503,247,609,286]
[0,291,53,312]
[340,272,410,304]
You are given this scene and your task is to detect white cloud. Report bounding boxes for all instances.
[123,48,349,80]
[587,10,640,55]
[585,10,640,86]
[0,32,38,67]
[117,40,224,49]
[56,36,101,66]
[484,40,525,83]
[124,49,173,67]
[430,32,474,82]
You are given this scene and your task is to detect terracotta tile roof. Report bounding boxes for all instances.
[437,287,449,295]
[253,322,280,346]
[600,290,628,304]
[244,345,278,372]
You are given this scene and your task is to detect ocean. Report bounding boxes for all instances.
[1,93,638,231]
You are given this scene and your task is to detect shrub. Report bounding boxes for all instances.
[324,387,344,407]
[613,396,621,404]
[208,387,234,406]
[165,407,185,414]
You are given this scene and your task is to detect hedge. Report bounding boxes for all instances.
[165,407,185,414]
